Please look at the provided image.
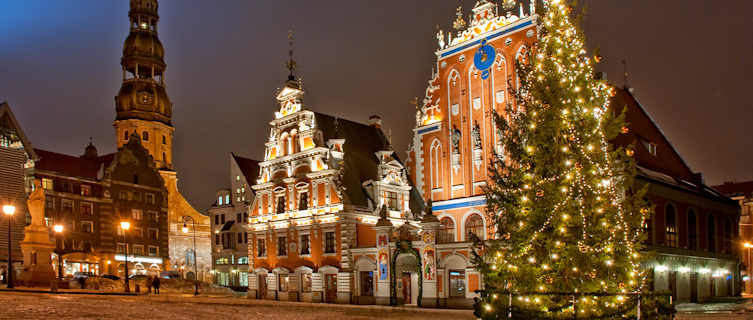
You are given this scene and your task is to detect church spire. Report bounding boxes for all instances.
[287,30,297,81]
[114,0,174,170]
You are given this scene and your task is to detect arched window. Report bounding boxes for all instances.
[430,140,442,189]
[707,214,716,252]
[280,133,289,156]
[438,217,455,243]
[142,131,149,141]
[688,209,697,250]
[665,204,677,248]
[465,213,484,241]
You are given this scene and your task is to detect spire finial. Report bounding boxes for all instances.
[287,30,297,81]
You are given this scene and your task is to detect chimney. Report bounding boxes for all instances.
[368,115,382,128]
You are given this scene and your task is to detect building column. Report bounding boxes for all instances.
[374,211,393,305]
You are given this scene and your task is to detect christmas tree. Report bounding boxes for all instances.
[475,0,648,318]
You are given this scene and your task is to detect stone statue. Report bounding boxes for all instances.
[472,121,482,149]
[20,179,56,287]
[451,125,461,154]
[436,28,445,49]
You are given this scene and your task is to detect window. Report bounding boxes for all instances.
[221,214,225,224]
[81,185,91,196]
[243,212,248,223]
[236,213,242,222]
[133,191,142,201]
[117,243,127,254]
[430,140,442,189]
[134,227,143,239]
[146,193,155,204]
[325,231,336,254]
[225,195,230,205]
[723,219,732,254]
[449,270,466,297]
[665,204,677,248]
[45,197,54,209]
[278,236,287,256]
[386,192,398,211]
[148,246,158,257]
[215,234,220,245]
[278,274,289,292]
[119,191,127,200]
[217,196,223,206]
[61,199,73,212]
[438,217,455,243]
[81,202,93,215]
[360,271,374,296]
[214,214,220,225]
[300,234,310,255]
[237,232,243,244]
[132,209,143,220]
[142,131,149,141]
[162,152,166,162]
[236,175,240,181]
[238,257,249,265]
[301,273,312,292]
[81,221,94,233]
[149,211,158,222]
[133,245,144,256]
[42,178,54,190]
[642,201,653,245]
[162,135,166,144]
[465,214,484,240]
[148,228,158,240]
[236,188,241,194]
[124,130,129,141]
[276,195,286,213]
[643,141,657,156]
[257,238,266,257]
[688,210,697,250]
[244,232,248,243]
[299,192,308,210]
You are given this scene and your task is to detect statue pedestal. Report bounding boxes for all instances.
[20,224,56,287]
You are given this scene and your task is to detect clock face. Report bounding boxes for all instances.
[473,39,496,79]
[138,92,154,105]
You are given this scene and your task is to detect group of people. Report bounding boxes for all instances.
[145,275,161,294]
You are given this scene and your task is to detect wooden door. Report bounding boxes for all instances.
[325,274,337,303]
[690,272,698,303]
[401,272,411,304]
[258,274,267,299]
[668,271,677,301]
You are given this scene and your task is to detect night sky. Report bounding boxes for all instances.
[1,0,751,211]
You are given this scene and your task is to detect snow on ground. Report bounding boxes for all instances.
[0,291,474,320]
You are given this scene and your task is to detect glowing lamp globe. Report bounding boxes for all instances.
[120,221,131,231]
[2,205,15,216]
[53,224,64,233]
[182,224,189,234]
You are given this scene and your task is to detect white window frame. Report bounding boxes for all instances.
[322,228,336,256]
[148,245,159,257]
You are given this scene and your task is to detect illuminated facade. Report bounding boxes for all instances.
[406,0,538,307]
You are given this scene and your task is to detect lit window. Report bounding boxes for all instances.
[438,217,455,243]
[80,202,93,215]
[665,204,677,248]
[386,192,399,211]
[132,209,143,220]
[300,234,310,255]
[236,175,240,181]
[465,214,484,240]
[325,232,336,254]
[257,239,266,257]
[142,131,149,141]
[81,185,91,196]
[42,178,54,190]
[218,196,223,206]
[148,246,158,257]
[225,195,230,204]
[278,236,287,256]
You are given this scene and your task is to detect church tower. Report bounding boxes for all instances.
[114,0,173,170]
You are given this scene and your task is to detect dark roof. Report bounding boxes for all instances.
[231,153,260,183]
[713,181,753,198]
[610,87,735,205]
[313,112,425,214]
[220,221,235,231]
[34,148,113,180]
[0,102,38,160]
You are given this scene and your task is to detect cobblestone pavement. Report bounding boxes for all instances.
[0,292,474,320]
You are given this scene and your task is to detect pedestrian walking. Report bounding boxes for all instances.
[146,275,153,294]
[152,276,160,294]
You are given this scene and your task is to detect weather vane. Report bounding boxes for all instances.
[287,30,297,78]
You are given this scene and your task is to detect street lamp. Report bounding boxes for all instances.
[120,221,131,293]
[182,216,199,296]
[53,224,64,280]
[744,242,753,293]
[3,204,15,289]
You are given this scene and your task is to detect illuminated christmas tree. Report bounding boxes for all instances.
[475,0,648,318]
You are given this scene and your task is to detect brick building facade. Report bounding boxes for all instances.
[713,181,753,293]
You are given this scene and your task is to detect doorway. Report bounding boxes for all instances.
[325,274,337,303]
[258,274,267,299]
[400,272,413,304]
[690,272,698,303]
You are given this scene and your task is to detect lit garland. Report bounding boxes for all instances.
[474,0,649,318]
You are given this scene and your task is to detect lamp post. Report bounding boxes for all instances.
[744,242,753,293]
[182,216,199,295]
[53,224,64,280]
[3,205,15,289]
[120,221,131,293]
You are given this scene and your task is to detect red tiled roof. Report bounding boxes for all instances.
[34,148,113,180]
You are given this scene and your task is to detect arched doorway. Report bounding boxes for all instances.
[390,240,422,306]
